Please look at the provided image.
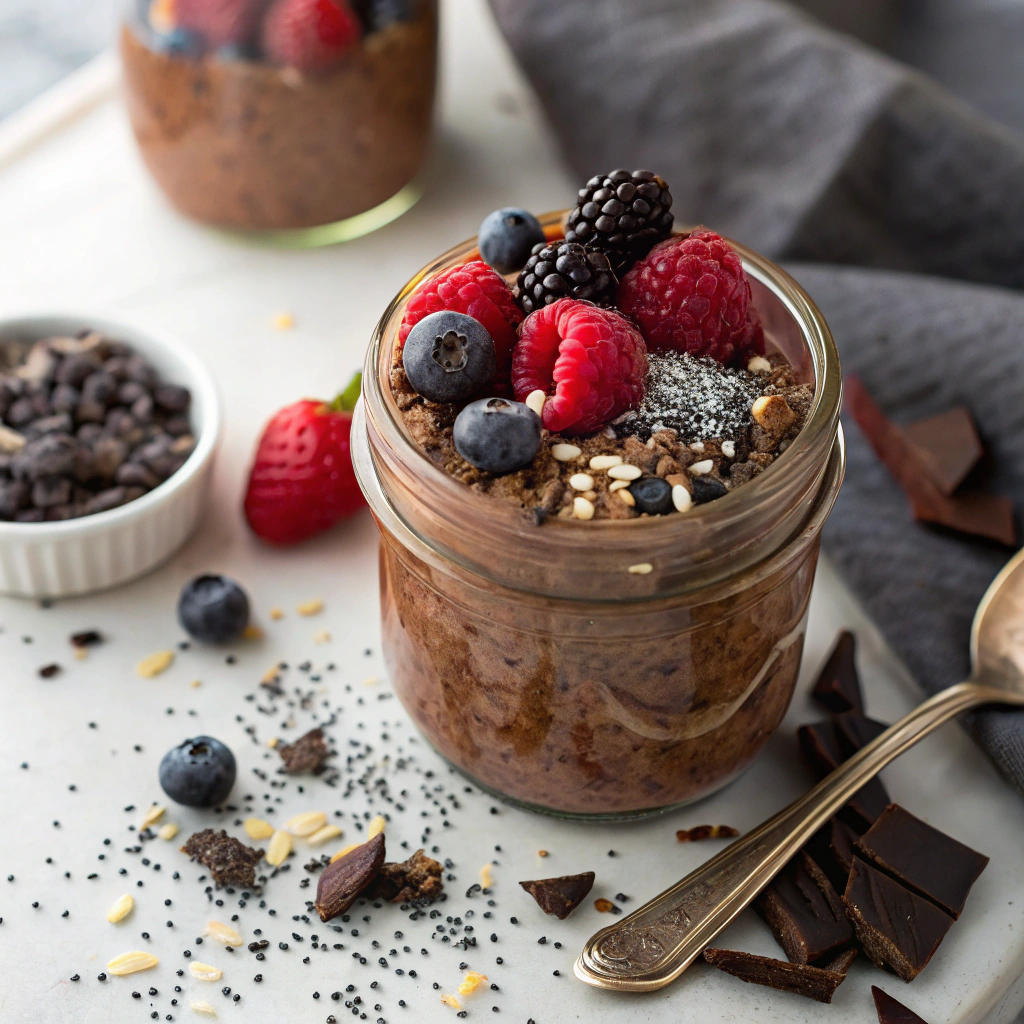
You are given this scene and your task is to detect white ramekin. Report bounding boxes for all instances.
[0,314,220,598]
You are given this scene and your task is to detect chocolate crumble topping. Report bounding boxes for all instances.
[180,829,263,889]
[367,849,444,904]
[278,727,330,774]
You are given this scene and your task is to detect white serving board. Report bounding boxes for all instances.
[0,3,1023,1022]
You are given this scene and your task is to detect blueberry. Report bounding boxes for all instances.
[453,398,541,475]
[364,0,416,31]
[177,574,249,644]
[629,477,674,515]
[478,208,546,275]
[159,737,236,807]
[403,312,496,404]
[691,476,729,504]
[150,28,202,56]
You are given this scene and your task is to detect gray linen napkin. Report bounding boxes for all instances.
[488,0,1024,793]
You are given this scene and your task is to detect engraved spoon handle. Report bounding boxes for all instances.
[575,680,1019,992]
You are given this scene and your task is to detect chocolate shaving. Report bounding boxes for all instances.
[278,727,330,774]
[37,663,61,678]
[314,833,385,923]
[846,375,1015,546]
[810,630,862,713]
[797,721,890,829]
[872,985,933,1024]
[842,857,954,982]
[676,825,740,843]
[903,406,982,497]
[69,629,103,648]
[755,851,853,964]
[519,872,595,920]
[180,829,263,889]
[855,804,988,919]
[702,947,853,1003]
[367,849,443,904]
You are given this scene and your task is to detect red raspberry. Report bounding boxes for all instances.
[513,299,647,436]
[175,0,264,47]
[618,229,765,365]
[399,261,523,394]
[262,0,360,73]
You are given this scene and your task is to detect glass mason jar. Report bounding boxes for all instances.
[352,215,844,819]
[119,0,437,244]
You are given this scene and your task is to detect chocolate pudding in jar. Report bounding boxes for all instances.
[354,182,844,818]
[119,0,437,239]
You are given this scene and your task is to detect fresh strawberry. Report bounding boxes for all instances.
[262,0,361,73]
[244,373,365,546]
[175,0,265,47]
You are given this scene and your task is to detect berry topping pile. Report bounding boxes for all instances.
[262,0,361,72]
[513,300,647,436]
[392,169,813,521]
[618,229,765,366]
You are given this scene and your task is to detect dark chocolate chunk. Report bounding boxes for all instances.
[755,851,852,964]
[807,816,862,894]
[810,630,862,713]
[519,872,595,920]
[903,406,982,497]
[797,721,890,829]
[315,833,386,923]
[278,727,330,774]
[834,711,889,759]
[842,857,954,982]
[872,985,932,1024]
[180,829,263,889]
[676,825,740,843]
[701,947,852,1003]
[846,376,1015,546]
[367,849,443,904]
[855,804,988,919]
[37,663,62,678]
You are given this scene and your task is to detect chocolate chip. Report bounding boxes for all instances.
[154,385,191,413]
[32,476,72,508]
[115,462,159,490]
[0,478,30,518]
[56,355,100,387]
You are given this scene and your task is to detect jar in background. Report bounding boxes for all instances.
[353,216,844,818]
[119,0,437,243]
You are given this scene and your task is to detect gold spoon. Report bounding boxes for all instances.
[575,546,1024,992]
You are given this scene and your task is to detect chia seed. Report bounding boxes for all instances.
[618,351,763,443]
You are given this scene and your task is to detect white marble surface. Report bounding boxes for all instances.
[0,2,1023,1022]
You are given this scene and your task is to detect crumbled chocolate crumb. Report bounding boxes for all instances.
[676,825,740,843]
[37,663,62,679]
[278,727,330,774]
[368,849,444,904]
[180,829,263,889]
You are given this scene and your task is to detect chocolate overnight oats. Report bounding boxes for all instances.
[354,173,844,817]
[120,0,436,233]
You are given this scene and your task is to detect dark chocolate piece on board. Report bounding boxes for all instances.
[702,947,852,1003]
[834,711,889,759]
[755,851,853,964]
[519,872,595,919]
[904,406,983,497]
[846,376,1016,547]
[315,833,386,923]
[811,631,862,713]
[856,804,989,919]
[797,721,890,829]
[872,985,933,1024]
[808,816,863,894]
[842,857,954,982]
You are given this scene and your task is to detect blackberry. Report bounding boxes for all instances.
[515,242,615,315]
[565,169,673,273]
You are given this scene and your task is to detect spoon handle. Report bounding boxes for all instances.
[575,680,1014,992]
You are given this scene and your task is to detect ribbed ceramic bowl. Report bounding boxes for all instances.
[0,314,220,598]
